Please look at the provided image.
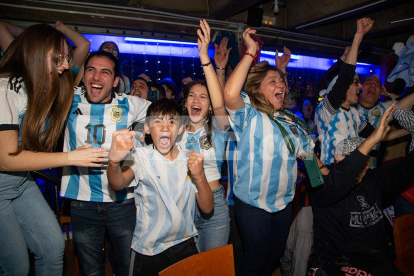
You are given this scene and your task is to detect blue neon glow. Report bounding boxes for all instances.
[261,50,300,60]
[82,33,380,75]
[124,37,198,46]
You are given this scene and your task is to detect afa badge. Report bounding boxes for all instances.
[199,134,214,150]
[111,106,123,122]
[289,125,299,138]
[372,108,381,117]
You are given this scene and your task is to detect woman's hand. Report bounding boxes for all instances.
[243,28,258,55]
[68,144,109,167]
[214,37,232,68]
[197,19,211,59]
[275,46,291,71]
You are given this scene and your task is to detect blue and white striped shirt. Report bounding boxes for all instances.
[61,87,150,202]
[177,118,228,183]
[227,93,313,213]
[124,146,198,256]
[315,97,363,165]
[225,131,238,206]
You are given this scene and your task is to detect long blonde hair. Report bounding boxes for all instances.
[0,24,74,155]
[245,61,292,116]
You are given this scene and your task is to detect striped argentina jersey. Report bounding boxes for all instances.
[227,92,314,213]
[225,131,238,206]
[123,146,198,256]
[356,100,396,167]
[61,87,150,202]
[177,118,228,183]
[315,97,364,165]
[392,107,414,152]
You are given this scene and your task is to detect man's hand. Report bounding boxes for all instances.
[356,18,374,35]
[138,74,151,82]
[108,129,136,163]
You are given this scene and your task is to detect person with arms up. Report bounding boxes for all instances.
[315,18,375,165]
[308,103,410,276]
[223,27,314,275]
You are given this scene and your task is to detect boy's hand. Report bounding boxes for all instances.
[187,150,205,179]
[109,129,136,163]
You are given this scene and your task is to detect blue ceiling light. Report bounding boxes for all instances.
[83,33,380,75]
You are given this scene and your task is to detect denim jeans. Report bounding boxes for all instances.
[195,185,230,252]
[71,198,136,276]
[234,195,292,276]
[0,172,64,275]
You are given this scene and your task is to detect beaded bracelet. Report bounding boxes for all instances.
[217,72,225,75]
[216,67,225,70]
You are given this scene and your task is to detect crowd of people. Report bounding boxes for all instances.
[0,17,413,276]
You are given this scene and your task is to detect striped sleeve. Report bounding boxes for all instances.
[0,78,26,131]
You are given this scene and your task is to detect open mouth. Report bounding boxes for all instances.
[275,91,284,101]
[191,106,202,116]
[159,135,171,148]
[367,89,375,96]
[91,83,103,94]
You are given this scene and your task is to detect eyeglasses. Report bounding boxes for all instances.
[353,79,360,86]
[57,55,73,65]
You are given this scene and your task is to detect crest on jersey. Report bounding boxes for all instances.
[111,106,123,122]
[289,125,299,138]
[372,108,381,117]
[199,134,213,150]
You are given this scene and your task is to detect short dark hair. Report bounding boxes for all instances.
[145,98,183,125]
[149,82,166,98]
[159,78,178,98]
[84,51,120,78]
[132,77,150,90]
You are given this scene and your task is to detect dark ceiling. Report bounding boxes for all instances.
[1,0,413,64]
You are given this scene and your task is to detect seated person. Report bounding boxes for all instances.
[308,104,411,276]
[107,98,214,276]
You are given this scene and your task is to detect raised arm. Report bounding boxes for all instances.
[187,151,214,213]
[54,21,90,68]
[224,28,258,110]
[326,18,373,110]
[0,130,108,171]
[214,37,232,90]
[0,21,24,52]
[107,129,136,190]
[197,20,229,130]
[275,46,291,85]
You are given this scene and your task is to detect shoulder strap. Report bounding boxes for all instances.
[267,114,295,156]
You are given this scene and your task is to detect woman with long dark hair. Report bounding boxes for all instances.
[0,24,107,275]
[177,20,230,252]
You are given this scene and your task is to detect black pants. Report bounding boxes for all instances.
[132,238,199,276]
